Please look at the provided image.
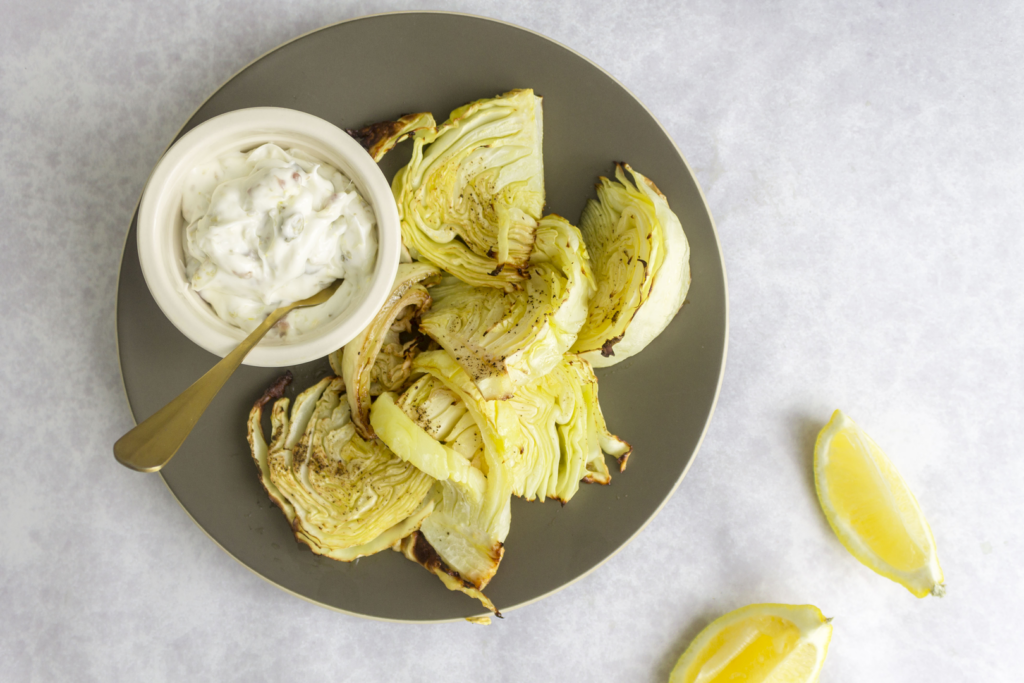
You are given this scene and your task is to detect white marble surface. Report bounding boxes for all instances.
[2,1,1021,681]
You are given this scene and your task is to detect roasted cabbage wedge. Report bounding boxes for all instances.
[392,89,545,289]
[329,262,441,439]
[419,215,594,400]
[370,351,519,610]
[347,112,437,162]
[508,354,632,502]
[371,388,510,613]
[247,374,436,561]
[571,163,691,367]
[392,370,508,614]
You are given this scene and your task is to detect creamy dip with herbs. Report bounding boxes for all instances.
[181,143,377,338]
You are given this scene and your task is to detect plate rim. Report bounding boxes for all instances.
[114,9,730,623]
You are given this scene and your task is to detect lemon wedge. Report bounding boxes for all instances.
[669,603,832,683]
[814,409,944,597]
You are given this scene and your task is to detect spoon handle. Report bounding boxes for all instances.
[113,305,291,472]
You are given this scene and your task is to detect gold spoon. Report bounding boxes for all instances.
[114,281,341,473]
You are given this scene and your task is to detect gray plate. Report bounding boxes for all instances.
[116,11,728,622]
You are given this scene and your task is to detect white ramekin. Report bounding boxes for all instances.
[136,107,401,367]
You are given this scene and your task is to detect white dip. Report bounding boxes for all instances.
[181,143,377,338]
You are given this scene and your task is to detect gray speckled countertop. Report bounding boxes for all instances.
[2,2,1021,681]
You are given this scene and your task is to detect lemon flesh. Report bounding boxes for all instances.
[814,410,944,597]
[669,604,832,683]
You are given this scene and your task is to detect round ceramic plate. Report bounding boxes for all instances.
[116,11,727,622]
